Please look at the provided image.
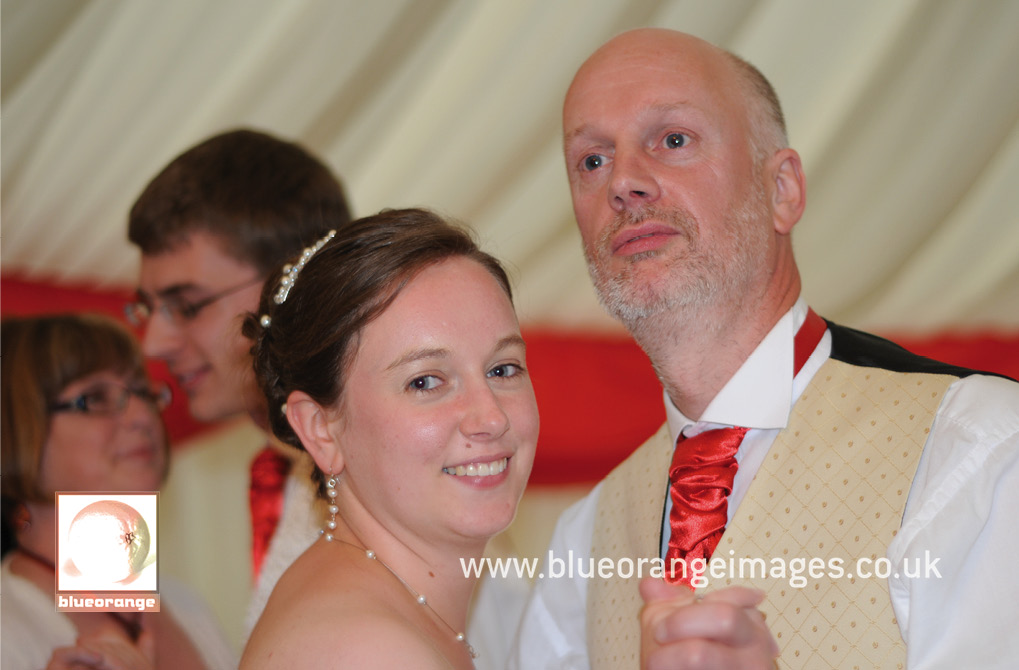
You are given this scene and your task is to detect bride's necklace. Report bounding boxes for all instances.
[320,475,478,660]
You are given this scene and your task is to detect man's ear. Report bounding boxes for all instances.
[769,148,806,235]
[285,390,344,475]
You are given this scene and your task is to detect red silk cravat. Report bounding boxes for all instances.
[664,427,748,585]
[249,446,291,580]
[664,309,827,587]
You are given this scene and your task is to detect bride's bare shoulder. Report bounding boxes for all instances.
[240,543,452,669]
[242,608,451,669]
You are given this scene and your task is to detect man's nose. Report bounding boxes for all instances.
[140,310,185,361]
[608,150,661,212]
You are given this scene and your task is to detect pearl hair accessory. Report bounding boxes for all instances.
[320,473,478,660]
[273,229,336,305]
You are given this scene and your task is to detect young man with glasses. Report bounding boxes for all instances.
[126,128,352,646]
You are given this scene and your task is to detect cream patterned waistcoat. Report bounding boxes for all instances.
[587,356,956,670]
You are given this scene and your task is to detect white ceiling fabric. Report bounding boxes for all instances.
[3,0,1018,335]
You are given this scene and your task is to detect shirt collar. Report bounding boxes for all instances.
[665,298,809,440]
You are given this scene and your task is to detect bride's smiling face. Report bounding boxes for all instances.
[328,256,538,543]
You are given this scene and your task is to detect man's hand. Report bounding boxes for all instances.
[639,577,779,669]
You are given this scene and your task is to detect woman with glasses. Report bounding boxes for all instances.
[1,313,235,670]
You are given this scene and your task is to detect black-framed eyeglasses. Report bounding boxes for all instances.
[49,381,172,416]
[124,277,262,328]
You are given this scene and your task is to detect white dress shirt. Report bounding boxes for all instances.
[510,299,1019,669]
[243,445,322,642]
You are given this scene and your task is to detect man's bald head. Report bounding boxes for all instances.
[566,29,787,161]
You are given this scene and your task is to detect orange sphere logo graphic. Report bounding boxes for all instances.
[66,500,151,583]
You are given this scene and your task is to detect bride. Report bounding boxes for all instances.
[240,208,538,668]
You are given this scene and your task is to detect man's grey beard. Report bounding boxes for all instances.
[584,180,771,331]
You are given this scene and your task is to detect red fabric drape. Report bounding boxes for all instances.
[4,274,1017,484]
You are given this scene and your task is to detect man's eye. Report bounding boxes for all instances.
[409,375,442,392]
[582,154,604,171]
[664,133,689,149]
[175,302,203,320]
